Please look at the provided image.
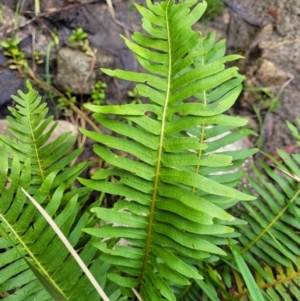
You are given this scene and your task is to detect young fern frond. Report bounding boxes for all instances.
[0,81,89,195]
[80,1,255,300]
[0,84,118,301]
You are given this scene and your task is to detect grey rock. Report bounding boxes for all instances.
[0,5,27,42]
[54,47,115,94]
[0,68,25,107]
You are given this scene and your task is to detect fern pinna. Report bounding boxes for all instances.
[80,0,255,300]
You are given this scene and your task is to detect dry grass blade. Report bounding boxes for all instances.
[21,187,110,301]
[276,167,300,183]
[132,287,144,301]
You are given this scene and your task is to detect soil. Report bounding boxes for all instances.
[222,0,300,154]
[0,0,299,155]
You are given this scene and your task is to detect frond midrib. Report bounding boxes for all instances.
[0,213,67,298]
[233,270,300,299]
[26,99,45,183]
[138,0,172,289]
[241,187,300,254]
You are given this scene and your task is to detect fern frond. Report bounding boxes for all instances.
[230,261,300,301]
[0,84,117,300]
[236,154,300,266]
[0,81,88,194]
[81,1,255,300]
[226,121,300,300]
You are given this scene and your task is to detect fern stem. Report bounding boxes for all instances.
[233,269,300,299]
[192,54,207,192]
[0,213,65,297]
[176,279,195,300]
[192,122,206,194]
[138,0,172,290]
[192,50,207,193]
[25,92,46,183]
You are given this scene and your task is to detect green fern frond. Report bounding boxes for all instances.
[225,121,300,300]
[0,84,118,300]
[236,154,300,267]
[80,1,255,300]
[0,81,88,194]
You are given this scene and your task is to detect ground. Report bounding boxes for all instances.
[0,0,299,156]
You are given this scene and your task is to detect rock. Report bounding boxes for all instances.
[47,120,78,144]
[0,5,57,114]
[256,59,290,87]
[208,132,251,153]
[206,131,253,176]
[54,47,115,94]
[0,119,78,145]
[0,1,139,100]
[0,67,25,109]
[84,2,139,91]
[0,5,28,43]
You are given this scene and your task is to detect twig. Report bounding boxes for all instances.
[275,74,294,99]
[81,50,96,94]
[105,0,131,38]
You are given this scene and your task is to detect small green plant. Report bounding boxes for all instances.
[245,85,280,112]
[127,87,142,104]
[91,80,107,105]
[51,29,60,47]
[1,38,27,69]
[34,50,43,64]
[68,27,97,69]
[57,89,77,116]
[68,27,88,44]
[244,85,281,149]
[68,27,91,54]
